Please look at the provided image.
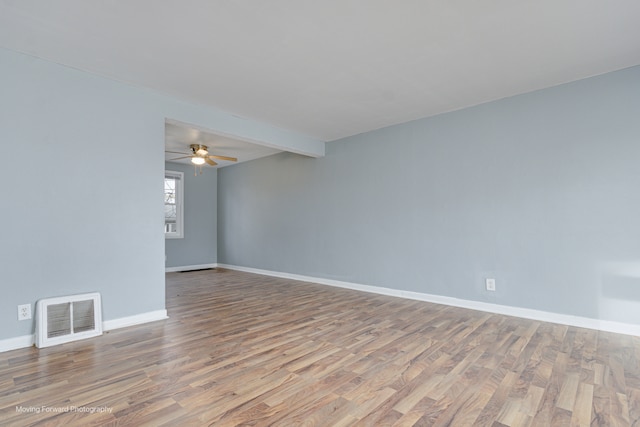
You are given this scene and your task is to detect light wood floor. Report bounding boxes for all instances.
[1,269,639,426]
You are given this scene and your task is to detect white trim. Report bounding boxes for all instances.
[103,310,168,331]
[165,263,218,273]
[0,334,35,353]
[0,309,168,353]
[217,264,640,337]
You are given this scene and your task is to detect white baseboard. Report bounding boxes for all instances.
[165,263,218,273]
[102,309,169,331]
[0,334,35,353]
[0,309,169,353]
[218,264,640,337]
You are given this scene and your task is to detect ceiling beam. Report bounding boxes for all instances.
[164,110,325,158]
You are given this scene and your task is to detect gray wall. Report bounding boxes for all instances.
[218,66,640,324]
[0,47,316,343]
[165,162,217,268]
[0,48,166,340]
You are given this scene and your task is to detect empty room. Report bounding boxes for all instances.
[1,1,639,426]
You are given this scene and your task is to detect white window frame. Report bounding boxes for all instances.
[165,170,184,239]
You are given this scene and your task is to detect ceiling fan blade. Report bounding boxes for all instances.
[165,150,190,155]
[205,157,218,166]
[208,155,237,162]
[168,156,192,161]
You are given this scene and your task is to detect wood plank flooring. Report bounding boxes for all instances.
[1,268,639,426]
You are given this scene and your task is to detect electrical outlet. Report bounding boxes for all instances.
[18,304,31,321]
[485,278,496,291]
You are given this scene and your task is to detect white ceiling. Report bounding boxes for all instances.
[1,1,639,142]
[165,121,281,167]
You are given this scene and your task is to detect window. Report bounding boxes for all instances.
[164,171,184,238]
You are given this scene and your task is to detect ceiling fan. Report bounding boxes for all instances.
[166,144,238,167]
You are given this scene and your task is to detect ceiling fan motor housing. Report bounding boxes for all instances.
[190,144,209,156]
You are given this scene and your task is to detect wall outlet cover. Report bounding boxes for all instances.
[18,304,32,320]
[485,278,496,291]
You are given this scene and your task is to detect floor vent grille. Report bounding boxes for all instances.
[35,293,102,348]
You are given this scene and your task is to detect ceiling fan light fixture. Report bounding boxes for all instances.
[191,157,206,165]
[191,144,209,156]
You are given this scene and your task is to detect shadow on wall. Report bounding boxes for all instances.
[599,261,640,324]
